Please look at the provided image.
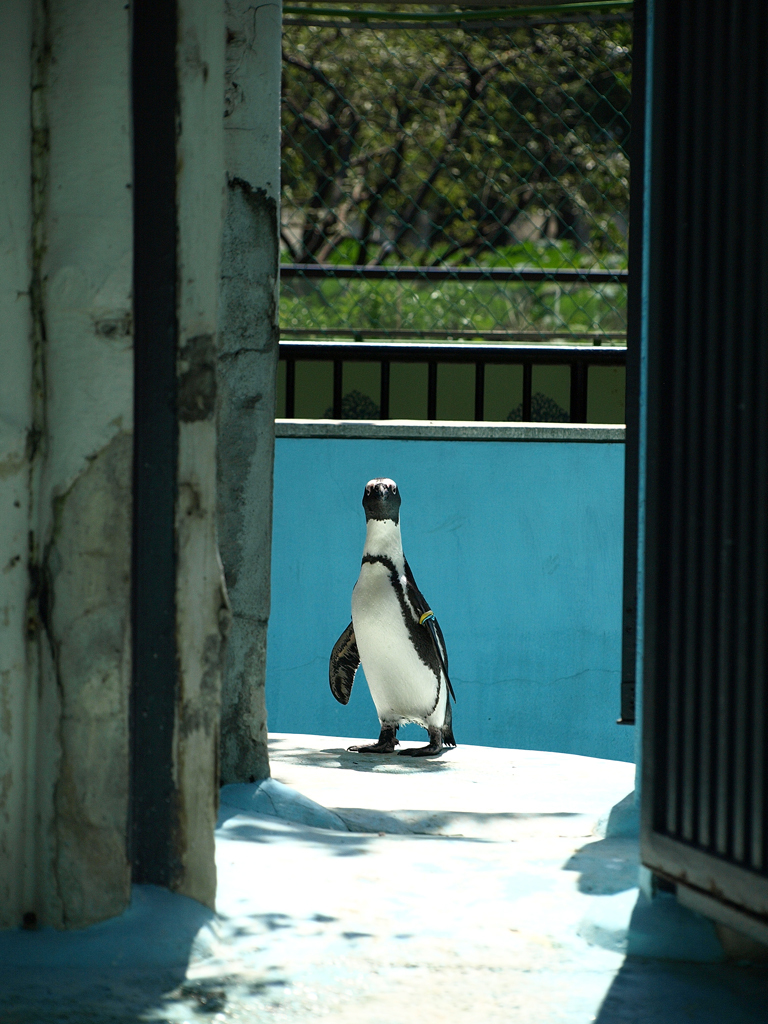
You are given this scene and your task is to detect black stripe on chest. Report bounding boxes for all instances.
[360,554,439,677]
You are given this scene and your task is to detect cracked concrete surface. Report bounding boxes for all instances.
[47,431,132,928]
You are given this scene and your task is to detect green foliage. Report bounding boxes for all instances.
[282,240,627,336]
[281,10,631,336]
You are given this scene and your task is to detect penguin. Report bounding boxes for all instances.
[329,477,456,757]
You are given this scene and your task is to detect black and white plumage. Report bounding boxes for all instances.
[329,478,456,757]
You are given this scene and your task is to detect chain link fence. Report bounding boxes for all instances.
[281,3,632,344]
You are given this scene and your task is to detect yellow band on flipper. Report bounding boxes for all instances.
[419,610,434,626]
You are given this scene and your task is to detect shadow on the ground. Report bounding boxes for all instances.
[268,741,455,773]
[0,966,295,1024]
[336,804,588,838]
[220,814,378,855]
[563,836,640,894]
[0,886,225,1024]
[0,967,224,1024]
[218,809,537,850]
[220,797,590,843]
[593,957,768,1024]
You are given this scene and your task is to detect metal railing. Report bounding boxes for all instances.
[279,339,626,421]
[281,265,628,283]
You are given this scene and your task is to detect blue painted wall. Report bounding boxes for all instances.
[267,438,634,762]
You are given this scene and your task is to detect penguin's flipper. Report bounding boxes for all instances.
[329,621,360,705]
[403,558,456,704]
[402,558,431,620]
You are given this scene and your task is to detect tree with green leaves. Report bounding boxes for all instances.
[281,13,630,267]
[280,10,631,335]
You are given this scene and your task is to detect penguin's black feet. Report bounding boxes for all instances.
[397,727,444,757]
[348,741,398,753]
[348,723,399,754]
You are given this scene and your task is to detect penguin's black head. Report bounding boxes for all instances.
[362,478,401,524]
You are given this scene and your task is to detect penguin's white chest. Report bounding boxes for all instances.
[351,562,438,724]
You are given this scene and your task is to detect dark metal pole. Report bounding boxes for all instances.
[427,361,437,419]
[522,362,532,422]
[474,362,485,422]
[130,0,180,886]
[619,0,647,726]
[570,362,588,423]
[285,359,295,418]
[380,360,390,419]
[333,359,343,418]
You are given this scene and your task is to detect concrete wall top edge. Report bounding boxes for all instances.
[275,419,626,443]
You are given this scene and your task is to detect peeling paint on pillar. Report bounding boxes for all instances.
[218,178,278,784]
[46,432,132,926]
[179,334,218,422]
[218,0,282,784]
[32,0,134,929]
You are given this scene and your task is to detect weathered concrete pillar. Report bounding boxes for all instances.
[32,0,134,929]
[173,0,229,905]
[218,0,282,783]
[0,0,228,928]
[0,0,134,930]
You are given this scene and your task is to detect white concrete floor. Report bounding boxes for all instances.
[1,734,767,1023]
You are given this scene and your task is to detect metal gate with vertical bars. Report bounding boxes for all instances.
[640,0,768,938]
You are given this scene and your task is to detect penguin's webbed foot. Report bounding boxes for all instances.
[348,723,398,754]
[348,741,398,753]
[397,727,444,757]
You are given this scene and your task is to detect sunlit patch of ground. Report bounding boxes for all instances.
[2,737,766,1023]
